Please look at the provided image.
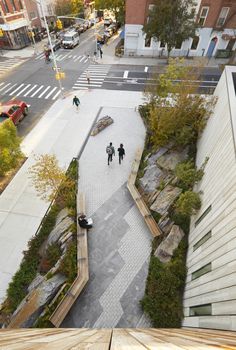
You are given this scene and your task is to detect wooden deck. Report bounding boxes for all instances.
[1,328,236,349]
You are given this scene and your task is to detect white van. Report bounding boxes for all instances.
[62,31,80,49]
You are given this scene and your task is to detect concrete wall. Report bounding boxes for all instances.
[182,66,236,331]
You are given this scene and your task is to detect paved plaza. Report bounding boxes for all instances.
[62,106,152,328]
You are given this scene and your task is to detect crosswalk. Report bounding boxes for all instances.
[0,58,25,77]
[35,52,90,63]
[73,64,111,90]
[0,82,61,100]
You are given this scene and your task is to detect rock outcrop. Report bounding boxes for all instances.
[150,185,182,215]
[157,149,188,171]
[154,225,184,263]
[91,116,114,136]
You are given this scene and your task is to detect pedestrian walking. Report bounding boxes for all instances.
[86,71,90,84]
[73,95,80,111]
[99,48,103,59]
[106,142,115,165]
[117,143,125,164]
[93,51,97,63]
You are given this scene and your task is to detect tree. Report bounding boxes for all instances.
[95,0,125,24]
[143,0,197,56]
[145,59,217,149]
[55,0,83,17]
[0,120,23,177]
[29,154,75,202]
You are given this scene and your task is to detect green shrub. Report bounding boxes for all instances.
[46,243,61,267]
[141,238,187,327]
[58,241,77,283]
[175,190,201,216]
[175,159,204,190]
[150,210,162,223]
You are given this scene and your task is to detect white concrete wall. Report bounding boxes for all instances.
[124,24,236,57]
[183,66,236,331]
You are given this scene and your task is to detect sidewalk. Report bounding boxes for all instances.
[101,33,229,68]
[0,89,152,327]
[1,39,47,59]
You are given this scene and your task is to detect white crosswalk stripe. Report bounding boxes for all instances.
[35,52,89,63]
[73,64,111,90]
[0,82,60,100]
[0,58,26,77]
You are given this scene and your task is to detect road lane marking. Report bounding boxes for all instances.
[52,90,61,100]
[74,55,82,62]
[2,83,17,93]
[30,85,44,97]
[45,87,57,99]
[16,84,31,96]
[123,70,129,78]
[9,83,24,96]
[0,82,5,87]
[38,86,51,98]
[145,66,148,72]
[24,84,38,96]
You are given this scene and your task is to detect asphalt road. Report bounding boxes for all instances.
[0,27,222,137]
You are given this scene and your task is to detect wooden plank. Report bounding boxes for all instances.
[110,329,148,350]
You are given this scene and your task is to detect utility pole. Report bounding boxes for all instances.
[40,0,64,98]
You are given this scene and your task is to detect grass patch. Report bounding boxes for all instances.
[141,237,187,327]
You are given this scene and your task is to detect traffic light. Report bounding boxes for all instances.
[0,28,4,37]
[56,19,63,30]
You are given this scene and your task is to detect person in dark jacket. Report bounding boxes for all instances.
[117,143,125,164]
[78,214,93,229]
[73,95,80,111]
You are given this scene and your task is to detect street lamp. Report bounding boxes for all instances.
[39,0,64,98]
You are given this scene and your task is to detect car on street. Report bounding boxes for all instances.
[0,100,29,125]
[74,23,84,34]
[46,38,62,52]
[62,31,80,48]
[104,18,113,26]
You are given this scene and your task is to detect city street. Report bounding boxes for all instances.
[0,26,222,138]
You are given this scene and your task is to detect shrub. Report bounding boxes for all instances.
[175,190,201,216]
[175,160,204,190]
[58,241,77,283]
[141,238,187,327]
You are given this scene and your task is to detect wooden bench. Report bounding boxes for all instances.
[127,149,162,238]
[49,192,89,327]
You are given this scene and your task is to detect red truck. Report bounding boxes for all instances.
[0,99,29,125]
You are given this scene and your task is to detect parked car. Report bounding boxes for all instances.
[62,30,80,48]
[0,100,29,125]
[104,27,113,37]
[46,38,61,52]
[104,18,113,26]
[74,24,84,34]
[108,23,118,33]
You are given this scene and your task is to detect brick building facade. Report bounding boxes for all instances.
[124,0,236,57]
[0,0,41,49]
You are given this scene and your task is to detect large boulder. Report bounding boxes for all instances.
[150,185,182,215]
[91,116,114,136]
[55,208,70,226]
[157,149,188,171]
[146,147,168,166]
[158,214,174,235]
[154,225,184,263]
[44,216,74,251]
[139,165,167,193]
[11,274,66,328]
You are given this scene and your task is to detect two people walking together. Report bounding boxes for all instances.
[106,142,125,165]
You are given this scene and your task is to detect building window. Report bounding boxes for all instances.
[193,231,211,251]
[195,205,211,227]
[190,304,212,316]
[216,7,229,27]
[175,39,182,49]
[160,41,165,48]
[2,0,10,13]
[191,36,199,50]
[10,0,16,11]
[192,263,211,280]
[198,6,209,26]
[145,35,152,48]
[29,11,36,19]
